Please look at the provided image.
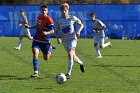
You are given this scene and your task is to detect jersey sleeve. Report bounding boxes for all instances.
[23,16,28,24]
[46,16,55,31]
[73,16,82,24]
[98,20,106,27]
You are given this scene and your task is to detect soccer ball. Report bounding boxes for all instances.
[55,73,67,84]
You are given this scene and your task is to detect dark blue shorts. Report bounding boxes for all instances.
[32,40,52,54]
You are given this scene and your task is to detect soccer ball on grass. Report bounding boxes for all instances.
[55,73,67,84]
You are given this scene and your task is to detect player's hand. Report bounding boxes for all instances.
[93,29,100,33]
[42,31,48,35]
[76,32,80,38]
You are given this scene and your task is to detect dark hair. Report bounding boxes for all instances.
[20,9,25,13]
[41,4,48,8]
[90,12,96,16]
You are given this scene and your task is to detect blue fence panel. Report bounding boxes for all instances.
[0,4,139,39]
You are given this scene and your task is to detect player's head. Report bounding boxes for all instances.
[60,3,69,17]
[40,4,48,16]
[20,9,25,16]
[90,12,96,20]
[90,12,96,17]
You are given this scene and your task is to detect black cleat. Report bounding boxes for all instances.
[80,64,85,73]
[65,73,70,79]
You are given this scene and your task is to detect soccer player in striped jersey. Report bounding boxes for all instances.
[55,3,85,79]
[90,13,112,58]
[25,5,55,77]
[14,9,33,50]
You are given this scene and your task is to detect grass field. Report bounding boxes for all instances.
[0,37,140,93]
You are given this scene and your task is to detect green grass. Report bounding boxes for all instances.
[0,37,140,93]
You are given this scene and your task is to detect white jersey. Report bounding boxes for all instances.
[92,19,106,38]
[55,15,82,50]
[55,15,82,39]
[19,15,28,31]
[19,15,30,36]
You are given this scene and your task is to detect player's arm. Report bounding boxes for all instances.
[97,20,106,32]
[42,24,55,35]
[76,23,83,38]
[55,20,61,44]
[55,29,62,44]
[25,24,37,29]
[74,16,84,38]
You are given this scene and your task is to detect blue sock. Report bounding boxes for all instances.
[33,59,38,73]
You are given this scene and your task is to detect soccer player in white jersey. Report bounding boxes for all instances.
[55,3,85,79]
[90,13,112,58]
[14,9,33,50]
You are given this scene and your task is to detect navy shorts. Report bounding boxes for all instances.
[32,40,52,54]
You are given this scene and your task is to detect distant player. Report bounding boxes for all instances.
[90,12,112,58]
[25,5,55,77]
[14,9,33,50]
[55,3,85,79]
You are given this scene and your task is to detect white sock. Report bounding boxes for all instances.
[95,47,102,56]
[34,71,38,74]
[67,59,73,75]
[102,42,110,48]
[74,57,83,65]
[17,40,22,48]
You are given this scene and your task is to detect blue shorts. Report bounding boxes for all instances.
[32,40,52,54]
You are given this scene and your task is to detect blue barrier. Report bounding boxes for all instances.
[0,4,140,39]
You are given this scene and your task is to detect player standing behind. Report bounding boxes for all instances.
[14,9,33,50]
[55,3,85,79]
[90,13,112,58]
[25,5,55,77]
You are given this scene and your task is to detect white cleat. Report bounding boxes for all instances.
[108,42,112,48]
[14,47,20,50]
[97,56,102,58]
[31,73,39,78]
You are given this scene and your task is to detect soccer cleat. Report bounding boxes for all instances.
[108,42,112,48]
[97,56,102,58]
[80,64,85,73]
[31,73,39,78]
[52,45,56,49]
[14,47,20,50]
[65,73,70,79]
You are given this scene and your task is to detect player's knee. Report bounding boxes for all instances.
[43,54,51,61]
[44,57,49,61]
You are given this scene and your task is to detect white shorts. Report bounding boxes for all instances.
[94,37,105,45]
[61,33,77,51]
[20,28,31,37]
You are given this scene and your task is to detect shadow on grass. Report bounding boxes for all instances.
[93,64,140,67]
[103,54,138,56]
[0,75,30,80]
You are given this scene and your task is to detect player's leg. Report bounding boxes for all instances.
[94,38,102,58]
[71,40,85,72]
[31,41,40,77]
[26,29,33,40]
[99,38,112,48]
[66,48,74,79]
[42,43,52,61]
[61,41,74,79]
[14,35,23,50]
